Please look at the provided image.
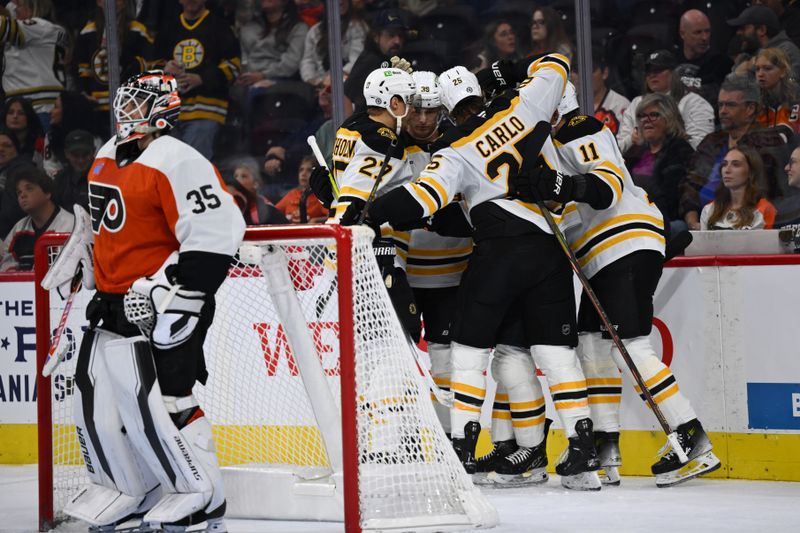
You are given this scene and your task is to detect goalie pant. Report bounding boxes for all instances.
[67,292,226,527]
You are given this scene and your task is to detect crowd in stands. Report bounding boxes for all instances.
[2,0,800,271]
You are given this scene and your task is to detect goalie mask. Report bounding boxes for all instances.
[113,71,181,145]
[363,67,416,134]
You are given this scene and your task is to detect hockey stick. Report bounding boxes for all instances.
[42,266,82,378]
[357,137,398,224]
[519,123,689,463]
[306,135,340,199]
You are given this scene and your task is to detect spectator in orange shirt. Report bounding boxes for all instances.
[700,146,777,230]
[754,47,799,133]
[276,155,327,223]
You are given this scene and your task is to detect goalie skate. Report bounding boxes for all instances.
[595,431,621,486]
[472,439,517,485]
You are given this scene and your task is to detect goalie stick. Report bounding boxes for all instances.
[520,121,689,464]
[42,265,82,377]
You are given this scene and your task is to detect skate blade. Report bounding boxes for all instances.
[471,472,496,486]
[656,451,721,488]
[599,466,621,486]
[487,468,548,487]
[560,471,602,491]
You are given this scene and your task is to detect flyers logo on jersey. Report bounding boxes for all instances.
[89,183,126,234]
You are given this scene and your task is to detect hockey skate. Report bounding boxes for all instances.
[159,501,227,532]
[472,439,517,485]
[652,419,721,487]
[452,421,481,474]
[487,418,552,487]
[556,418,601,491]
[595,431,622,486]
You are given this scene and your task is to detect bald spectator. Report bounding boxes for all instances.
[754,0,800,49]
[677,9,734,108]
[728,5,800,80]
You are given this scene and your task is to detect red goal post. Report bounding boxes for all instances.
[35,225,496,532]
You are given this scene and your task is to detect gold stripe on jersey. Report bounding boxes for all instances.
[0,16,24,46]
[418,176,449,207]
[409,182,438,213]
[181,10,211,31]
[406,244,472,277]
[572,213,664,251]
[451,96,521,149]
[592,161,626,202]
[511,199,578,225]
[219,57,242,82]
[578,230,665,268]
[526,54,570,87]
[130,21,155,44]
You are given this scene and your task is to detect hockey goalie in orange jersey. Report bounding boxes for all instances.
[48,71,245,532]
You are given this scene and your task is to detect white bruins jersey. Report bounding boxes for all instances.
[556,115,665,278]
[405,142,472,289]
[1,16,66,111]
[401,55,579,234]
[330,111,414,267]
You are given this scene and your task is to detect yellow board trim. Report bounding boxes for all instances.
[3,424,799,481]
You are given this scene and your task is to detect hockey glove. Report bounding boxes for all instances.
[514,166,586,204]
[390,55,413,74]
[475,60,516,99]
[309,165,336,209]
[129,276,206,350]
[372,237,396,288]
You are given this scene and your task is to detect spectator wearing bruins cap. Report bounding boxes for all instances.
[343,8,411,114]
[52,130,95,213]
[0,166,73,272]
[728,4,800,80]
[617,49,715,153]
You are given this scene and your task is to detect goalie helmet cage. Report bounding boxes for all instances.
[35,225,497,532]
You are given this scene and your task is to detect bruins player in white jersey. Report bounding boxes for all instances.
[366,55,603,489]
[402,71,473,437]
[513,82,720,487]
[42,71,245,531]
[327,66,423,340]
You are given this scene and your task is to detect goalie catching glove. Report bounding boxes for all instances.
[126,276,206,350]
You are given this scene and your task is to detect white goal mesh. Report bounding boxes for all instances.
[37,226,496,532]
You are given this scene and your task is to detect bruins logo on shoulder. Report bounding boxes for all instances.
[377,127,397,141]
[568,116,588,127]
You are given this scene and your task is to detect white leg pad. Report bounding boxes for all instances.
[577,333,621,433]
[66,329,160,526]
[450,342,490,438]
[103,336,214,523]
[428,342,452,434]
[492,344,545,447]
[531,344,590,438]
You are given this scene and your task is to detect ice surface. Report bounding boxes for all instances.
[2,465,796,532]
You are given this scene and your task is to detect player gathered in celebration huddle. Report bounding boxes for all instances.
[309,52,722,493]
[42,71,245,532]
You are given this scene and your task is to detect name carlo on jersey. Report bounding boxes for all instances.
[88,182,126,233]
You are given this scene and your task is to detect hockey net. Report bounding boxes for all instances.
[36,225,496,532]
